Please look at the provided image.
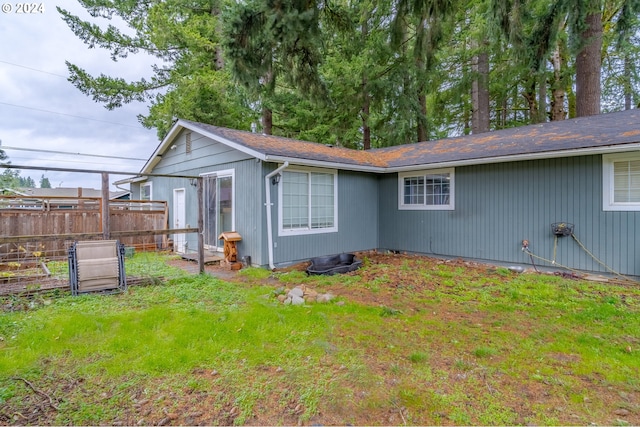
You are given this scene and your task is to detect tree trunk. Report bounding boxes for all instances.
[624,52,632,110]
[575,10,602,117]
[463,103,471,135]
[416,15,428,142]
[362,82,371,150]
[501,98,507,128]
[211,4,224,70]
[417,91,428,142]
[361,12,371,150]
[262,64,274,135]
[262,106,272,135]
[550,45,566,121]
[522,79,538,123]
[538,72,547,122]
[471,50,490,133]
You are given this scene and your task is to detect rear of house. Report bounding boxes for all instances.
[132,109,640,277]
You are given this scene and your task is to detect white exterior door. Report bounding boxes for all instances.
[173,188,186,253]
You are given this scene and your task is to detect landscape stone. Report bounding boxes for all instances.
[289,287,304,298]
[291,295,305,305]
[316,293,335,303]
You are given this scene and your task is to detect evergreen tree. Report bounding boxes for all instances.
[224,0,327,135]
[59,0,253,138]
[18,176,36,187]
[491,0,640,118]
[390,0,460,142]
[40,175,52,189]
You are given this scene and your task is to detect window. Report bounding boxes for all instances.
[279,168,338,235]
[603,153,640,211]
[140,182,152,201]
[398,168,454,210]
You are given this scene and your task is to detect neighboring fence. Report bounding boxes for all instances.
[0,195,169,260]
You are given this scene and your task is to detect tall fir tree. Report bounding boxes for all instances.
[59,0,253,138]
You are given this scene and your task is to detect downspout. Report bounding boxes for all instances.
[265,162,289,270]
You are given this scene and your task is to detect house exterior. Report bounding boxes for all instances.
[130,109,640,276]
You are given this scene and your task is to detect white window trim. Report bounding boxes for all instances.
[278,167,338,236]
[200,168,236,233]
[398,168,455,210]
[141,182,152,201]
[603,152,640,211]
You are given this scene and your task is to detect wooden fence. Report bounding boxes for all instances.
[0,195,169,261]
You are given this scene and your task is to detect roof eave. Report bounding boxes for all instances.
[387,143,640,172]
[264,155,386,173]
[113,176,147,185]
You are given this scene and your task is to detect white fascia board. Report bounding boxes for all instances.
[386,144,640,173]
[264,155,385,173]
[113,176,147,185]
[140,120,186,174]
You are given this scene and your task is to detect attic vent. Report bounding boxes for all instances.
[186,131,192,154]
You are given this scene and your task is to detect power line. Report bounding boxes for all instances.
[0,59,154,132]
[0,59,67,79]
[4,155,141,168]
[0,101,147,130]
[2,145,147,161]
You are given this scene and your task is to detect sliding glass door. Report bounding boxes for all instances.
[203,171,234,250]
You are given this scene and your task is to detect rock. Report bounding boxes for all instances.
[291,295,305,305]
[289,287,304,298]
[335,301,345,306]
[277,294,287,303]
[284,297,292,305]
[305,289,318,298]
[316,293,335,303]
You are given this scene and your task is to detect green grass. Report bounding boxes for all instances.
[1,256,640,425]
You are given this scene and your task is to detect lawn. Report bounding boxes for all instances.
[0,252,639,425]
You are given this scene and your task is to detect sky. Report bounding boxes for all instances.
[0,1,160,191]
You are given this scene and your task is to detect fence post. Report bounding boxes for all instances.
[102,172,110,240]
[197,176,204,274]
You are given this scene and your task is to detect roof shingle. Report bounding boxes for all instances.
[179,109,640,170]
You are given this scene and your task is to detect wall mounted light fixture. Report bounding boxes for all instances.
[189,178,198,187]
[271,174,281,185]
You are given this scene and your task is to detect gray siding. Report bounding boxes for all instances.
[134,129,264,264]
[266,166,379,266]
[152,129,253,175]
[379,155,640,276]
